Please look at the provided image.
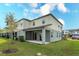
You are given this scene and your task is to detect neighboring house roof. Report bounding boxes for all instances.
[23,24,52,31]
[16,13,63,25]
[66,29,79,31]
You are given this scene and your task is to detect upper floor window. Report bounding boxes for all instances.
[33,22,35,26]
[61,26,62,29]
[16,24,17,27]
[42,20,45,24]
[58,25,62,30]
[19,23,22,27]
[21,23,23,27]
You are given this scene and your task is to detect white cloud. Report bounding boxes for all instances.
[22,3,69,17]
[57,3,69,13]
[40,4,51,15]
[40,3,69,15]
[32,9,40,14]
[4,3,10,6]
[30,3,38,8]
[40,3,57,15]
[49,3,58,10]
[58,18,64,25]
[22,3,69,20]
[23,8,29,17]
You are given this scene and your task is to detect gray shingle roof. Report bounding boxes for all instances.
[16,13,63,25]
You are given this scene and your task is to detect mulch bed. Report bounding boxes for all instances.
[2,48,18,54]
[10,42,16,45]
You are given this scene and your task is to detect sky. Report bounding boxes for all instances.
[0,3,79,30]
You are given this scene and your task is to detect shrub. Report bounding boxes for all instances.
[15,37,18,41]
[63,35,67,40]
[19,36,25,42]
[13,37,17,40]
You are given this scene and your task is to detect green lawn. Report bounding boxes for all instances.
[0,38,79,56]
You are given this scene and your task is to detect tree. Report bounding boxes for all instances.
[0,28,3,33]
[5,12,16,33]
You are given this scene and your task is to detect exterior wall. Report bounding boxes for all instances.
[16,20,30,30]
[46,16,62,32]
[30,15,53,27]
[50,30,62,42]
[46,30,50,42]
[16,15,62,32]
[15,15,54,30]
[45,16,63,42]
[17,31,26,40]
[15,14,63,43]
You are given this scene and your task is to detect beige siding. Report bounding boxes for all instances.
[44,15,62,42]
[45,15,62,32]
[15,15,62,32]
[17,31,26,40]
[16,20,30,30]
[15,14,63,43]
[30,15,53,27]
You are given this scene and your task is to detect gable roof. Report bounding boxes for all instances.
[50,14,63,25]
[16,18,31,23]
[16,13,63,25]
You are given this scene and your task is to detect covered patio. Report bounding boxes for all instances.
[23,24,51,44]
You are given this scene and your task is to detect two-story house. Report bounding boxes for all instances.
[14,13,63,44]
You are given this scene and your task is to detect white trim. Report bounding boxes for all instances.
[42,28,46,44]
[26,40,49,44]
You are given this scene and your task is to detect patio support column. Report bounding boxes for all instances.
[42,28,46,44]
[37,33,39,41]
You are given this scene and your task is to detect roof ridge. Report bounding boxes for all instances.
[16,13,63,25]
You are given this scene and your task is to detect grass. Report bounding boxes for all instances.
[0,38,79,56]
